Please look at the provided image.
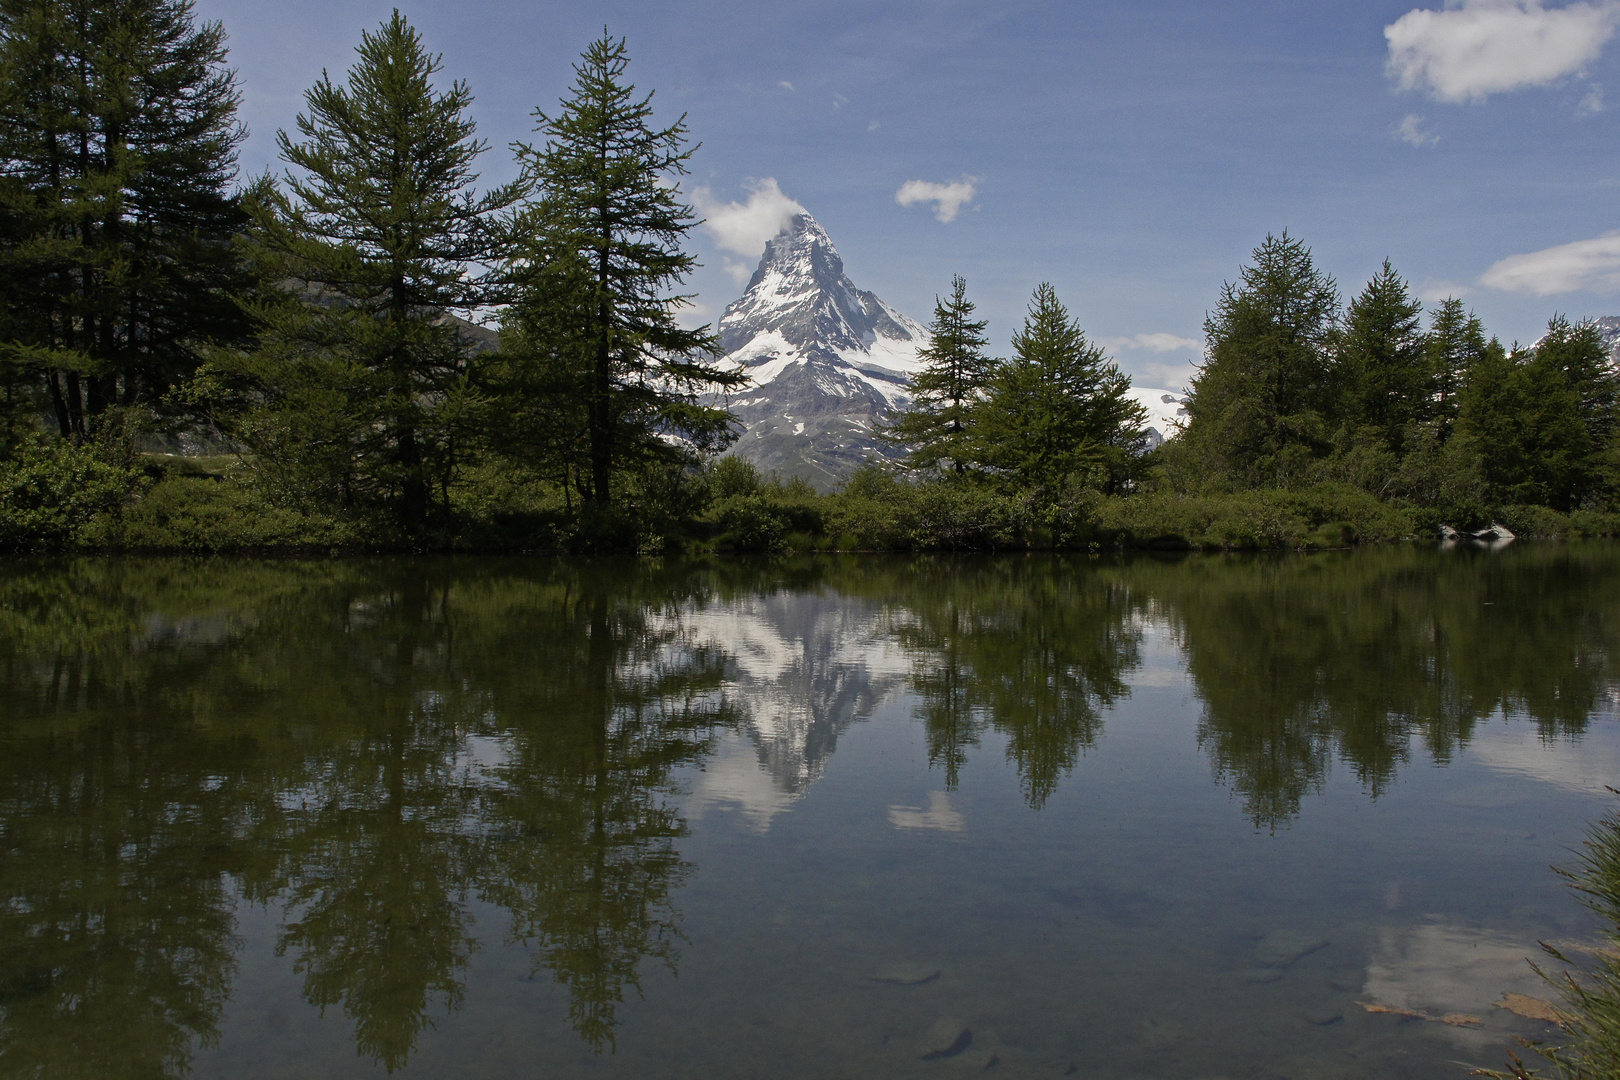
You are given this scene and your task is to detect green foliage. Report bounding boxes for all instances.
[113,475,362,551]
[509,32,742,507]
[1091,484,1416,550]
[706,454,762,499]
[217,11,522,535]
[0,0,249,437]
[882,274,995,472]
[1182,232,1342,489]
[972,282,1147,494]
[1424,296,1488,438]
[1457,319,1620,512]
[1485,796,1620,1080]
[1340,260,1426,455]
[0,434,145,548]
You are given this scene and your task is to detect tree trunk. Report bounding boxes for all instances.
[399,424,429,534]
[47,371,72,438]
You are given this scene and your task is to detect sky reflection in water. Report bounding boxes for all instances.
[0,546,1616,1079]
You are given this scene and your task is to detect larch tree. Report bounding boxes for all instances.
[0,0,247,440]
[510,31,744,508]
[1340,260,1425,455]
[1422,297,1489,439]
[223,10,523,533]
[883,274,995,474]
[1182,232,1341,489]
[974,282,1146,494]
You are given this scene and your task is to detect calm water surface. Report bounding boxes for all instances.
[2,546,1618,1079]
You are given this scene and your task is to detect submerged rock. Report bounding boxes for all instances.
[873,962,941,986]
[918,1017,972,1059]
[1255,930,1330,968]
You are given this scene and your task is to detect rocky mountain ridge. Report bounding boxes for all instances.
[712,212,1186,485]
[711,213,928,487]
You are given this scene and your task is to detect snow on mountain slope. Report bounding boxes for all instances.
[1129,388,1189,447]
[714,213,927,488]
[711,211,1194,484]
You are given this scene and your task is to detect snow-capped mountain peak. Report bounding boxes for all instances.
[714,213,927,488]
[719,213,925,362]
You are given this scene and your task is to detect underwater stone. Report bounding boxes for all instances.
[1255,930,1330,968]
[918,1017,972,1059]
[873,962,941,985]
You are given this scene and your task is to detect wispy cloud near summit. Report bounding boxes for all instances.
[691,178,806,285]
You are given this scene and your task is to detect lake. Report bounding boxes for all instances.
[1,546,1616,1079]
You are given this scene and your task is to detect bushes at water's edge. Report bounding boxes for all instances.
[1485,796,1620,1080]
[8,447,1620,554]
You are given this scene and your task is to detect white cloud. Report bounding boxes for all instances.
[1481,231,1620,294]
[1581,85,1607,111]
[1100,332,1204,354]
[1385,0,1620,104]
[895,177,978,223]
[1396,113,1439,146]
[888,791,965,832]
[778,80,795,91]
[1417,278,1470,301]
[691,178,806,266]
[867,119,881,132]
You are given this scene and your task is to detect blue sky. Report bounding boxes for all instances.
[193,0,1620,390]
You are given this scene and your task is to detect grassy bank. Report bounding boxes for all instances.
[1489,797,1620,1080]
[6,447,1620,555]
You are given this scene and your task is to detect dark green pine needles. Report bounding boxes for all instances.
[223,10,524,534]
[0,0,249,440]
[508,31,744,508]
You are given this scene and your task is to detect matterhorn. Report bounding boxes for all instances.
[713,212,1189,485]
[713,212,927,487]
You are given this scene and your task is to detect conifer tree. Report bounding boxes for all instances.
[510,32,743,508]
[974,282,1146,493]
[1423,297,1488,438]
[1182,232,1341,488]
[883,274,994,473]
[1340,260,1425,455]
[0,0,247,439]
[1522,316,1619,509]
[1451,317,1620,511]
[223,11,523,533]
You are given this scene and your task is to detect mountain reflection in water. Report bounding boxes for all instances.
[0,546,1615,1077]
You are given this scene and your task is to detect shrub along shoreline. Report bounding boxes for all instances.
[7,451,1618,556]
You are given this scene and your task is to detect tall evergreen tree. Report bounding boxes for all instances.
[0,0,247,439]
[883,274,994,473]
[222,11,522,533]
[1423,297,1488,438]
[1182,232,1341,488]
[1340,259,1425,455]
[974,282,1146,493]
[1452,317,1620,511]
[510,32,743,508]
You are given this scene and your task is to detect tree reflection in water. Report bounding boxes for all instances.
[1137,546,1620,829]
[0,547,1617,1075]
[860,558,1141,808]
[0,560,742,1073]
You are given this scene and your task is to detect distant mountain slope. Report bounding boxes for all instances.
[712,213,927,488]
[710,211,1191,484]
[1592,315,1620,362]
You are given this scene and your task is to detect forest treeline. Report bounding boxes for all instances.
[1,0,1617,553]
